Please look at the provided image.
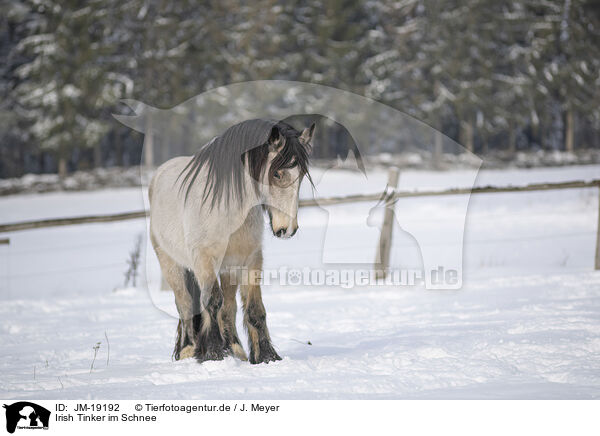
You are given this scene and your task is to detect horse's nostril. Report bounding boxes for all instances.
[275,228,285,237]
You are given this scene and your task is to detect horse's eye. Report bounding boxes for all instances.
[274,171,281,180]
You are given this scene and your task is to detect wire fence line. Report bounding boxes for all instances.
[7,238,135,255]
[1,179,599,234]
[0,262,127,279]
[1,178,599,274]
[0,229,595,280]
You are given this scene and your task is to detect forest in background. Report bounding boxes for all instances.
[1,0,599,179]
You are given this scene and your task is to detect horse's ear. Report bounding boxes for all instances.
[299,123,316,152]
[268,126,283,150]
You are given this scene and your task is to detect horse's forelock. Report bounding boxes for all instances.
[267,122,313,187]
[178,119,313,209]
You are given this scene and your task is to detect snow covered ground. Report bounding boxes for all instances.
[0,165,599,399]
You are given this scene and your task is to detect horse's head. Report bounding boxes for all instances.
[259,122,315,239]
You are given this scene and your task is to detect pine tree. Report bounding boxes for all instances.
[12,0,124,176]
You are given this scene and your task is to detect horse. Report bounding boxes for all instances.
[148,118,315,364]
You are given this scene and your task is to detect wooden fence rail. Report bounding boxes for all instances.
[1,178,599,270]
[0,211,147,233]
[300,179,600,207]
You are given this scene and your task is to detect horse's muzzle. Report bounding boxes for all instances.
[273,225,298,239]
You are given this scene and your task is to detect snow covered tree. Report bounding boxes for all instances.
[12,0,127,176]
[503,0,600,151]
[0,1,34,177]
[1,0,599,178]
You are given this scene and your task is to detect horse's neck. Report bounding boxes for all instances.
[238,167,263,213]
[210,169,263,239]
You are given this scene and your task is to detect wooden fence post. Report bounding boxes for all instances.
[375,167,400,280]
[0,238,7,293]
[595,185,600,270]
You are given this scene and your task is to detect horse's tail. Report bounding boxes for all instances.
[172,319,183,361]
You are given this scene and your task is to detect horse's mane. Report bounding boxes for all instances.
[178,118,312,209]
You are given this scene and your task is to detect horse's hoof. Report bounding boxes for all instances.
[250,345,282,364]
[196,348,226,362]
[195,339,227,362]
[231,343,248,361]
[178,345,195,360]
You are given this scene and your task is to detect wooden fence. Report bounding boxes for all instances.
[1,176,599,270]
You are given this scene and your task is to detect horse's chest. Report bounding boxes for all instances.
[222,218,263,267]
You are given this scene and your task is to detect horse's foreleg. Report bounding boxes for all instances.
[191,251,228,362]
[219,272,247,361]
[240,254,281,364]
[194,280,227,362]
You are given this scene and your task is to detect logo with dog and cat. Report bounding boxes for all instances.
[2,402,50,434]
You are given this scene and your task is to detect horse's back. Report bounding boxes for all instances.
[149,156,191,202]
[149,156,194,266]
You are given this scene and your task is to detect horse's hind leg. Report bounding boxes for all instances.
[151,235,196,360]
[240,252,282,364]
[219,272,247,361]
